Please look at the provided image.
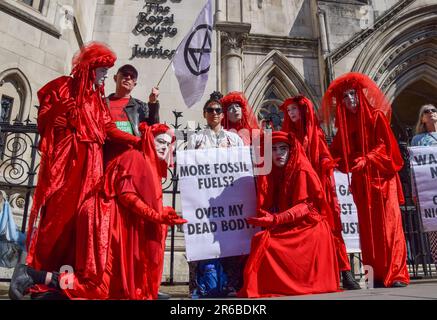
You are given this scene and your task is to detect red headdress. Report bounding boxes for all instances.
[321,72,392,174]
[71,42,117,106]
[257,131,329,218]
[221,92,259,131]
[139,123,175,178]
[280,95,324,170]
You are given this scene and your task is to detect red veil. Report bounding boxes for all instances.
[101,124,172,299]
[279,95,351,271]
[221,92,259,131]
[321,72,398,176]
[27,42,117,274]
[221,92,259,145]
[239,131,339,297]
[280,95,326,175]
[321,73,409,286]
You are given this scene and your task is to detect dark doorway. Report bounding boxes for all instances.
[391,80,437,142]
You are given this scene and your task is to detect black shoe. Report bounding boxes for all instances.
[157,291,171,300]
[341,271,361,290]
[8,264,34,300]
[30,290,68,300]
[391,281,408,288]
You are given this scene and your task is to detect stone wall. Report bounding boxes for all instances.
[93,0,218,129]
[0,0,95,123]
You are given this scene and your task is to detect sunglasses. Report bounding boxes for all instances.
[423,108,437,114]
[120,72,137,80]
[205,107,223,114]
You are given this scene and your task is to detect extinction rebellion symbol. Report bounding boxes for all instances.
[184,24,212,76]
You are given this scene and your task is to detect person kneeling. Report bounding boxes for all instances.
[238,131,340,298]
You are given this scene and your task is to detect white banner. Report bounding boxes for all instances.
[172,0,212,108]
[409,146,437,232]
[177,147,259,261]
[334,171,361,253]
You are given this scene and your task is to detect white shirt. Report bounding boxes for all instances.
[187,127,244,149]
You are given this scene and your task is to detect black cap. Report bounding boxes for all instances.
[117,64,138,79]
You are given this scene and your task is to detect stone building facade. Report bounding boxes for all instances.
[0,0,436,281]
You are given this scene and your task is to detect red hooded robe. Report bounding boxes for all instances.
[238,131,339,298]
[280,95,351,271]
[26,42,141,294]
[59,124,173,299]
[323,72,410,287]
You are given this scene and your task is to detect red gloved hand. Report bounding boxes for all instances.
[247,215,275,228]
[321,157,338,175]
[162,206,188,226]
[351,156,367,172]
[258,208,273,217]
[273,202,313,226]
[53,115,67,128]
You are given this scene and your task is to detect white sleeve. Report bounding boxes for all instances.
[187,133,197,149]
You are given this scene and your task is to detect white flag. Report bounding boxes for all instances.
[172,0,213,108]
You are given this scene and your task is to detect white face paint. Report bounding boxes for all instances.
[272,142,290,168]
[287,104,300,123]
[94,67,109,86]
[227,103,242,123]
[343,89,358,113]
[154,133,172,161]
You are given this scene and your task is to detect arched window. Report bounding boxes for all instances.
[257,90,283,130]
[0,70,30,124]
[0,69,32,161]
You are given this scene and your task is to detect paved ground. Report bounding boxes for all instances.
[1,279,437,300]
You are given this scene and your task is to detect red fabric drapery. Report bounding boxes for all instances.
[238,132,340,298]
[280,95,350,271]
[323,72,409,287]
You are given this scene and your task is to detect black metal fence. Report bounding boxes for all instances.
[0,119,39,281]
[0,111,435,285]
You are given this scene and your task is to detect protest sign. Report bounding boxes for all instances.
[409,146,437,232]
[334,170,361,252]
[177,146,259,261]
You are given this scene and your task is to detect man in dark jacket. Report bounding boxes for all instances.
[104,64,160,165]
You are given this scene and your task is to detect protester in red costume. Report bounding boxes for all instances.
[322,72,410,288]
[221,92,260,145]
[280,95,360,290]
[9,42,143,300]
[238,131,339,298]
[61,123,186,299]
[10,121,185,300]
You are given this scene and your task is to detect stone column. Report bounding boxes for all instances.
[317,8,330,55]
[215,0,226,22]
[215,22,251,93]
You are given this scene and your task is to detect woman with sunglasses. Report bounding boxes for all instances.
[411,104,437,268]
[187,91,244,298]
[411,104,437,146]
[187,91,244,149]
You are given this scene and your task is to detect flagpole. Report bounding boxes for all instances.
[156,58,175,88]
[155,32,187,88]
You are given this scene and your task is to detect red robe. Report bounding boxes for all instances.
[330,110,410,286]
[238,137,339,298]
[281,97,350,271]
[26,76,140,293]
[60,126,166,299]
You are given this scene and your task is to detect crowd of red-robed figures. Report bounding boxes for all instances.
[8,42,410,300]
